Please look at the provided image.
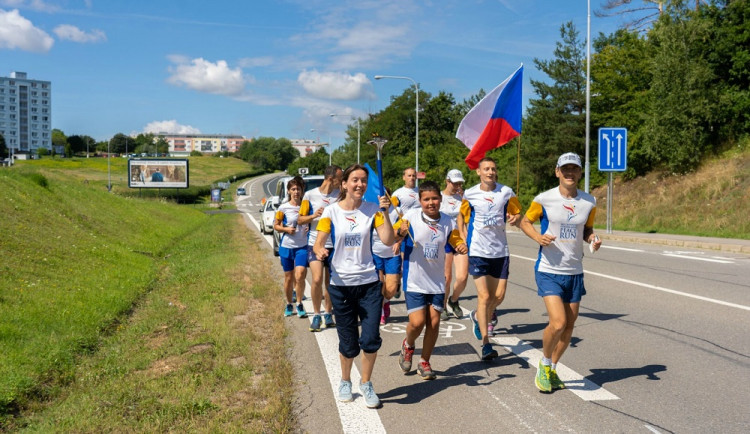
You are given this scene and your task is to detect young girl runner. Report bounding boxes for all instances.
[274,176,309,318]
[313,164,395,409]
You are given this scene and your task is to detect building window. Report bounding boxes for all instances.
[42,100,48,105]
[42,83,47,89]
[10,89,15,94]
[42,92,48,97]
[31,99,37,104]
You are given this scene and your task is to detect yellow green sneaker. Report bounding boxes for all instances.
[549,369,565,390]
[535,361,552,393]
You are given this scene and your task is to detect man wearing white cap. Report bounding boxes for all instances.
[440,169,468,320]
[518,152,602,393]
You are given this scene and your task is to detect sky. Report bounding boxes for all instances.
[1,0,628,146]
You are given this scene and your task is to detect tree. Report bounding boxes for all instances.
[522,22,587,191]
[595,0,666,30]
[52,128,66,151]
[238,137,299,171]
[109,133,131,154]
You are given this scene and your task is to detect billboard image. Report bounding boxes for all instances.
[128,159,189,188]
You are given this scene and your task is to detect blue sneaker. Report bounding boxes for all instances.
[469,310,482,340]
[338,380,353,402]
[324,313,335,328]
[284,304,293,317]
[296,304,307,318]
[359,381,380,408]
[481,343,498,361]
[309,314,322,332]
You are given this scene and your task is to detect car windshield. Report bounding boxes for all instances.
[303,178,324,192]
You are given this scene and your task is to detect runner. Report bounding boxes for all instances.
[371,187,401,325]
[396,181,467,380]
[391,167,420,212]
[457,157,522,361]
[314,164,396,409]
[441,169,468,320]
[274,176,309,319]
[298,165,342,332]
[517,152,601,393]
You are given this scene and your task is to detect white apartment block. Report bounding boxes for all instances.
[162,133,247,156]
[0,72,52,155]
[290,139,325,157]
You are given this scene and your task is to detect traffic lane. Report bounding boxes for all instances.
[507,231,750,307]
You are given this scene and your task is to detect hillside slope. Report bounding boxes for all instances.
[592,149,749,239]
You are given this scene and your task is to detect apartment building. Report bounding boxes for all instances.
[163,133,247,156]
[0,72,52,156]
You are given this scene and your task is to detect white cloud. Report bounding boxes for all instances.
[167,56,245,96]
[143,120,201,135]
[0,0,60,13]
[54,24,106,43]
[0,8,54,52]
[298,70,373,100]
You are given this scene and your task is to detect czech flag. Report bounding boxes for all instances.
[456,65,523,170]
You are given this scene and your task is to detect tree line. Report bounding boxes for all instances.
[287,0,747,203]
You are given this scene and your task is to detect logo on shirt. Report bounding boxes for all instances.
[344,233,362,247]
[559,223,577,240]
[563,203,577,222]
[345,215,359,231]
[484,196,495,211]
[427,225,439,242]
[322,198,332,206]
[424,242,439,260]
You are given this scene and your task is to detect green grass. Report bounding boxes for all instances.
[0,167,293,431]
[592,147,750,239]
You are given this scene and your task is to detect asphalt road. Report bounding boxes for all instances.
[236,173,750,434]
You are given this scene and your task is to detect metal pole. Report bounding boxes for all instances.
[585,0,591,193]
[606,173,613,234]
[357,118,361,164]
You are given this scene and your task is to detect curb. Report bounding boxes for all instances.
[598,233,750,255]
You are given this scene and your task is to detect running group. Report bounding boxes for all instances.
[272,153,602,408]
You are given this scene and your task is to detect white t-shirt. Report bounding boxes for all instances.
[525,188,597,275]
[460,183,522,259]
[317,201,386,287]
[275,202,308,249]
[400,208,463,294]
[392,186,420,212]
[372,206,399,258]
[440,192,462,220]
[300,187,340,248]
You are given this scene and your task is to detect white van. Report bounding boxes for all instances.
[272,174,326,256]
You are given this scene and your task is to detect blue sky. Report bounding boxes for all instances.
[1,0,626,146]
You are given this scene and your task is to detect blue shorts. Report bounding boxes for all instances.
[469,256,510,279]
[307,245,332,267]
[279,246,308,272]
[405,291,445,315]
[536,272,586,303]
[373,254,402,275]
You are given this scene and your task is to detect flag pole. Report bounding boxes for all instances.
[516,135,521,195]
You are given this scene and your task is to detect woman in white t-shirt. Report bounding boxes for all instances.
[274,176,309,318]
[440,169,468,320]
[313,164,395,409]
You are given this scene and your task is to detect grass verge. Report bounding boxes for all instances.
[0,168,293,431]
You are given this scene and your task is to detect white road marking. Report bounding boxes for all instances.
[492,336,620,401]
[661,253,733,264]
[644,424,663,433]
[511,254,750,312]
[601,245,644,252]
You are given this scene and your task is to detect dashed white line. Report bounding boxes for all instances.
[661,253,733,264]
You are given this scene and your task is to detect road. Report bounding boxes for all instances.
[236,173,750,433]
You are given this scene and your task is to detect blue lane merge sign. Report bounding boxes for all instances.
[598,127,628,172]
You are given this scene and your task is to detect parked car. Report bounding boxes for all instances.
[272,175,325,256]
[236,187,246,196]
[260,196,280,236]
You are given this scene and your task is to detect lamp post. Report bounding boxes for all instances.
[374,74,419,185]
[329,113,361,164]
[585,0,591,193]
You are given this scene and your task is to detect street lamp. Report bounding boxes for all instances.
[585,0,591,192]
[329,113,361,164]
[374,74,419,185]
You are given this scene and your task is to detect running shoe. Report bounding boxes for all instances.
[417,360,436,380]
[323,313,335,328]
[487,323,495,336]
[296,303,307,318]
[383,301,391,319]
[448,298,463,319]
[380,315,386,325]
[394,286,401,299]
[535,361,552,392]
[398,338,414,373]
[309,314,321,332]
[481,343,498,361]
[550,369,565,390]
[491,310,498,326]
[440,309,449,321]
[469,310,482,340]
[359,381,380,408]
[338,379,353,402]
[284,304,294,317]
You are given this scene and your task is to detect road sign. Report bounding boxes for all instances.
[417,171,426,179]
[298,167,309,175]
[598,128,627,172]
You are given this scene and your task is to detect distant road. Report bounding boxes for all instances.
[239,173,750,433]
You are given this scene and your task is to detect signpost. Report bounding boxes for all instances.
[298,167,309,175]
[598,128,628,234]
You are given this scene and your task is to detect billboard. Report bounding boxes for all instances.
[128,159,189,188]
